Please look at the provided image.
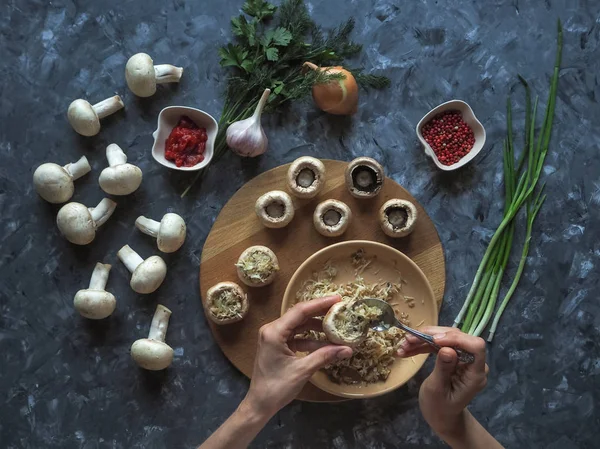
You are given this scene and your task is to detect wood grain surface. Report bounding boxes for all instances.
[199,159,445,402]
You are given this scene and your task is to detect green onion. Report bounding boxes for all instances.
[453,20,562,338]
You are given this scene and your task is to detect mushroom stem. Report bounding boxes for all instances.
[154,65,183,84]
[117,245,144,273]
[135,216,160,237]
[89,262,111,290]
[89,198,117,227]
[63,156,91,180]
[92,95,124,119]
[148,304,172,342]
[106,143,128,167]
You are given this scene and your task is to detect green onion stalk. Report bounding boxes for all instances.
[453,20,562,337]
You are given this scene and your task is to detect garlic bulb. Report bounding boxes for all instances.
[226,88,271,157]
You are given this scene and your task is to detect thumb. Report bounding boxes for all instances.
[300,345,353,375]
[429,347,458,388]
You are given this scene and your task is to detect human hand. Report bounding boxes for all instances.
[242,295,353,420]
[397,326,489,439]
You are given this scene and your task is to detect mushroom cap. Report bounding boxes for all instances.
[33,163,74,203]
[286,157,326,199]
[345,157,385,199]
[56,202,96,245]
[322,301,368,347]
[130,255,167,294]
[125,53,156,97]
[131,338,174,370]
[205,281,249,325]
[73,289,116,319]
[99,164,143,195]
[254,190,295,229]
[157,213,186,253]
[379,199,418,238]
[313,199,352,237]
[67,99,100,136]
[236,245,279,287]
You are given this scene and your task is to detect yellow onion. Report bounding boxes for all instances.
[303,62,358,115]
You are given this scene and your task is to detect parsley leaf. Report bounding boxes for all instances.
[218,44,249,70]
[271,27,292,46]
[242,0,277,21]
[231,15,256,46]
[265,47,279,61]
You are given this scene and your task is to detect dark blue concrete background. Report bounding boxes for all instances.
[1,0,598,447]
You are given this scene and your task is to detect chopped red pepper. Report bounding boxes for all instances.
[421,110,475,166]
[164,116,207,167]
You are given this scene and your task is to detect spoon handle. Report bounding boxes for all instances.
[396,320,475,364]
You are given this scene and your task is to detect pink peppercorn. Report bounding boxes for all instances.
[421,110,475,166]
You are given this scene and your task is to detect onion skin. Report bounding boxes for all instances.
[303,62,358,116]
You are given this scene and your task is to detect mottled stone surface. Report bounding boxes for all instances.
[1,0,598,448]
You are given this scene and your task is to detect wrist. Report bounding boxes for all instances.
[237,396,274,427]
[430,409,469,443]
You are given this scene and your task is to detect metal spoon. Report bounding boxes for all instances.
[356,298,475,364]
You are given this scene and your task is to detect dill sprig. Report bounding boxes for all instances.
[181,0,389,197]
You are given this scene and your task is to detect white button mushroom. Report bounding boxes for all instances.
[67,95,124,136]
[98,144,143,195]
[345,157,385,199]
[131,304,174,371]
[235,245,279,287]
[379,199,418,238]
[125,53,183,98]
[322,301,368,347]
[73,263,116,319]
[205,281,249,325]
[33,156,91,203]
[135,213,186,253]
[56,198,117,245]
[286,156,326,199]
[255,190,295,228]
[117,244,167,294]
[313,199,352,237]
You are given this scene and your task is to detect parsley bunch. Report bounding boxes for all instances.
[182,0,390,196]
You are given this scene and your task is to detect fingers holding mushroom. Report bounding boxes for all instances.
[117,245,167,294]
[57,198,117,245]
[125,53,183,97]
[322,301,368,347]
[313,199,352,237]
[345,157,385,199]
[33,156,91,203]
[74,262,116,319]
[236,245,279,287]
[68,95,124,136]
[379,199,418,238]
[205,282,249,325]
[255,190,294,228]
[99,144,143,195]
[287,156,326,199]
[135,213,186,253]
[131,304,174,371]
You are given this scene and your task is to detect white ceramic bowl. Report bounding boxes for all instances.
[152,106,218,171]
[416,100,486,171]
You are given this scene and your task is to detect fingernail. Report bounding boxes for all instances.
[433,333,447,341]
[397,348,406,357]
[440,351,454,363]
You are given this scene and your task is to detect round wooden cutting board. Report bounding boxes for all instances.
[199,159,445,402]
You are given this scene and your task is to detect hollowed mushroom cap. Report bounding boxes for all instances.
[286,157,326,199]
[73,290,116,320]
[130,256,167,294]
[131,339,174,371]
[205,281,249,325]
[379,199,418,238]
[322,301,368,347]
[255,190,295,228]
[345,157,385,199]
[236,245,279,287]
[313,199,352,237]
